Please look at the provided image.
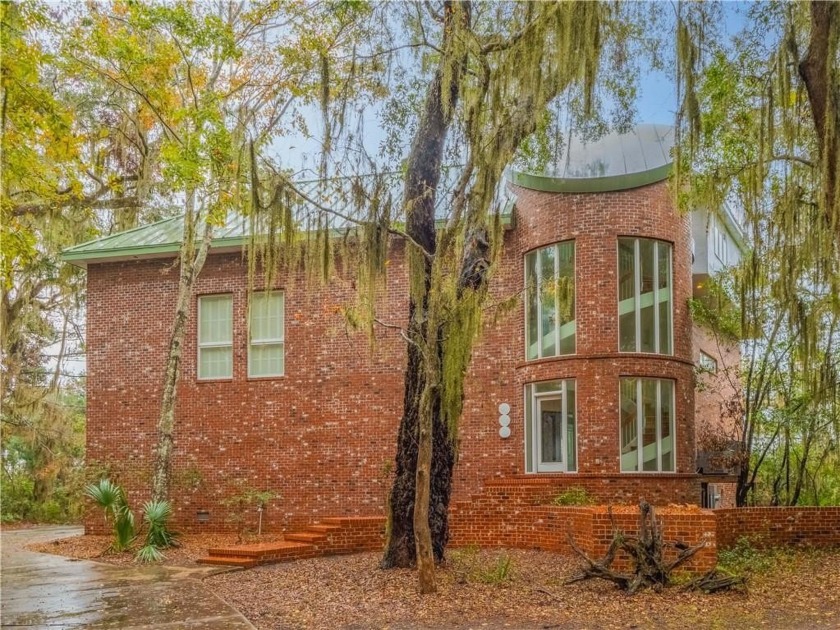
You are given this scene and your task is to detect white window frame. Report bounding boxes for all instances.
[617,237,674,355]
[197,294,233,380]
[619,378,676,473]
[524,241,576,360]
[524,379,577,473]
[248,291,285,378]
[713,222,728,265]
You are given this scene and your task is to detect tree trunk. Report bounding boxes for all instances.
[151,191,214,503]
[381,1,468,572]
[799,0,840,245]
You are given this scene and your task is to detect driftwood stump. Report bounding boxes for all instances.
[566,501,706,594]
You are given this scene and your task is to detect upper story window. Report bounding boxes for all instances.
[525,241,575,359]
[618,238,672,354]
[620,378,675,472]
[713,223,728,264]
[698,351,718,373]
[198,294,233,380]
[248,291,285,378]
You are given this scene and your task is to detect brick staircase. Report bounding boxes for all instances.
[196,516,386,569]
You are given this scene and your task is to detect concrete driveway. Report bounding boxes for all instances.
[1,526,254,629]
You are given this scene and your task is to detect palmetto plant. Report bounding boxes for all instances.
[84,479,136,552]
[136,499,179,563]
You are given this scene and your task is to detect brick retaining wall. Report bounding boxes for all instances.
[716,507,840,549]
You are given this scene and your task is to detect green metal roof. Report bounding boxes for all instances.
[62,168,514,266]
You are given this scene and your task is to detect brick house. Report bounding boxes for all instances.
[64,124,743,532]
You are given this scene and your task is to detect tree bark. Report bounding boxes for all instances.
[799,0,840,244]
[381,1,468,572]
[151,191,214,503]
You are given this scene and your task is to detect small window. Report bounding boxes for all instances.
[713,223,728,264]
[620,378,675,472]
[248,292,284,377]
[698,351,718,373]
[525,241,575,359]
[618,238,673,354]
[525,380,576,472]
[198,295,233,379]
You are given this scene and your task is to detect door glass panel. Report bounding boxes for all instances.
[539,397,563,465]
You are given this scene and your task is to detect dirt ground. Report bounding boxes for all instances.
[30,534,840,629]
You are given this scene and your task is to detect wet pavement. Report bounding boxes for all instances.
[1,526,255,629]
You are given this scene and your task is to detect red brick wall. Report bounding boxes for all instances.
[716,507,840,549]
[693,324,741,452]
[85,179,703,532]
[449,494,717,573]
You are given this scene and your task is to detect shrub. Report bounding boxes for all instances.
[476,553,514,585]
[717,536,776,575]
[84,478,136,551]
[136,499,179,563]
[552,487,594,506]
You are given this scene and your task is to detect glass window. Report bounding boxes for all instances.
[698,351,718,373]
[248,292,284,377]
[619,378,675,472]
[617,238,672,354]
[525,241,575,359]
[525,380,576,472]
[198,295,233,379]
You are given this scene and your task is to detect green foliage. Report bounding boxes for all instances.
[717,536,778,576]
[449,547,514,586]
[84,479,136,552]
[551,487,595,506]
[136,500,178,563]
[222,484,280,539]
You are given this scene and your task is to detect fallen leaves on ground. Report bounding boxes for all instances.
[205,548,840,630]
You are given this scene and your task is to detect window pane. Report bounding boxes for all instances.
[557,241,575,355]
[660,381,674,471]
[199,346,232,379]
[525,253,539,360]
[199,296,232,344]
[539,246,556,357]
[251,292,284,342]
[642,380,658,471]
[249,343,284,377]
[539,397,563,465]
[620,378,639,471]
[618,239,636,351]
[658,243,672,354]
[639,239,655,353]
[566,381,576,471]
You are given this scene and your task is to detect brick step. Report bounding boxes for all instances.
[208,541,315,559]
[284,531,327,543]
[321,516,386,525]
[307,524,341,533]
[196,555,258,568]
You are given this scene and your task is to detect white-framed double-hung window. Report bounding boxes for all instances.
[618,237,673,354]
[248,291,284,378]
[197,294,233,380]
[525,241,576,359]
[619,378,675,472]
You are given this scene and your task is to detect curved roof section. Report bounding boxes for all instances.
[509,123,675,193]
